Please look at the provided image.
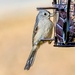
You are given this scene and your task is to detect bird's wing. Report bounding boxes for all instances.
[32,16,39,46]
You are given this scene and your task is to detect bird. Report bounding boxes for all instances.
[24,10,54,70]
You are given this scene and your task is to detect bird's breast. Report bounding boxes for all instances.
[39,19,53,37]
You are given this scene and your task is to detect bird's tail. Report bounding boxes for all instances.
[24,45,38,70]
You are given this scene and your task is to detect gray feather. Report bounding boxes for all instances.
[24,50,37,70]
[32,15,39,46]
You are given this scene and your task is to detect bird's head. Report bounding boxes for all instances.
[37,10,50,19]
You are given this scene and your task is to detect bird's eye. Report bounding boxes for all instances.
[44,13,47,16]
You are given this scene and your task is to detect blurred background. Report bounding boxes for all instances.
[0,0,75,75]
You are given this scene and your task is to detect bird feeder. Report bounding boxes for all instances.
[37,0,75,47]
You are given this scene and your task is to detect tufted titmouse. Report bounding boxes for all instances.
[24,10,54,70]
